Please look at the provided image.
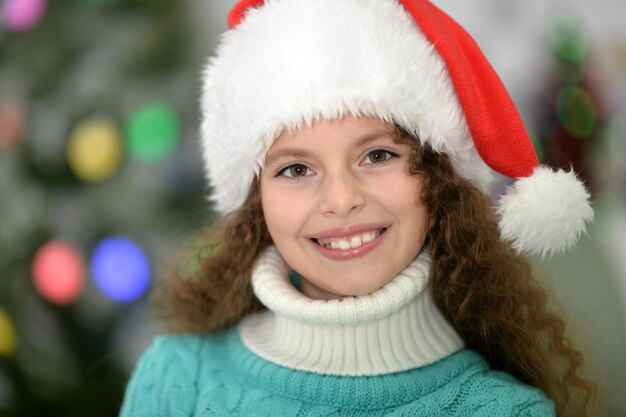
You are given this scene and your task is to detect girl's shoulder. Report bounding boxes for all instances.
[119,330,236,417]
[443,349,556,416]
[130,330,233,371]
[140,330,232,357]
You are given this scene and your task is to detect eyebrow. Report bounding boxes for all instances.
[264,129,394,166]
[265,148,315,167]
[354,130,395,146]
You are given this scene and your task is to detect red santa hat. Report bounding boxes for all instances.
[200,0,593,256]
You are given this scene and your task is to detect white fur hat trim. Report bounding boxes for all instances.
[200,0,491,214]
[497,166,593,257]
[201,0,594,257]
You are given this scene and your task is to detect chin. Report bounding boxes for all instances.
[337,279,390,297]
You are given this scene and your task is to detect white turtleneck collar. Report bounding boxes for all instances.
[239,246,465,376]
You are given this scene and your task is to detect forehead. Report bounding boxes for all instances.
[267,115,396,155]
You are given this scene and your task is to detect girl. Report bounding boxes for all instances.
[121,0,601,416]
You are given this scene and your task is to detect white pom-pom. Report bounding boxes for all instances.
[497,166,594,257]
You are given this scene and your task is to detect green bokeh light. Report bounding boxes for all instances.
[126,102,180,162]
[549,13,588,63]
[556,86,597,139]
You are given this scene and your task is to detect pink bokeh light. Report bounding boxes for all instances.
[2,0,48,32]
[32,241,85,305]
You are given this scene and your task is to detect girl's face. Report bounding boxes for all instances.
[260,115,428,300]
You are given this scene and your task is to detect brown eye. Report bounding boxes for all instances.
[289,164,307,177]
[363,149,396,165]
[278,163,312,178]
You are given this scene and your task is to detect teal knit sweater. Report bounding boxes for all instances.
[120,328,555,416]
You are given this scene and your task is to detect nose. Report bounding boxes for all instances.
[318,170,366,216]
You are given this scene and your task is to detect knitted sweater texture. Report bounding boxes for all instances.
[120,248,555,416]
[120,329,554,416]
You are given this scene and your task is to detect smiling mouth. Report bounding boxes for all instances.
[311,228,387,250]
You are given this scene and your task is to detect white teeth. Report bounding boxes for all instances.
[316,229,384,250]
[338,240,351,250]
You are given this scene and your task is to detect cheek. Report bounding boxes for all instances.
[407,194,429,239]
[261,190,283,235]
[398,202,428,242]
[409,208,429,248]
[261,185,307,237]
[385,177,428,242]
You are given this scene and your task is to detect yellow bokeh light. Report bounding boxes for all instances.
[67,118,123,183]
[0,308,17,357]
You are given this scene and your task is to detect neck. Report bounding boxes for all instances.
[239,246,465,376]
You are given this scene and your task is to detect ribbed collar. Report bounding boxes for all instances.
[239,246,464,376]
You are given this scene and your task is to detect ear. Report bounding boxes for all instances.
[228,0,266,29]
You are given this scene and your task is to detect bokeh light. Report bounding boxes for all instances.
[67,117,123,183]
[549,13,588,63]
[32,241,85,305]
[125,103,179,162]
[90,237,151,303]
[1,0,48,32]
[0,308,18,357]
[556,86,597,139]
[0,101,25,151]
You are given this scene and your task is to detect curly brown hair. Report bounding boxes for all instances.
[154,126,602,417]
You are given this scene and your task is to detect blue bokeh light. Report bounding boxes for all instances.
[90,237,151,303]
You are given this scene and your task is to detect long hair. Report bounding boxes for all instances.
[154,126,601,417]
[393,127,601,417]
[153,177,270,332]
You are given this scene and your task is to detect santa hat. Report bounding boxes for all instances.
[200,0,593,256]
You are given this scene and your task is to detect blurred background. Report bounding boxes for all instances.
[0,0,624,415]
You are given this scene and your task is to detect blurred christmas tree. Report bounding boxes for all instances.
[0,0,212,415]
[531,11,626,256]
[532,13,610,194]
[530,13,626,417]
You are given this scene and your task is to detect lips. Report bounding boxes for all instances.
[307,224,389,260]
[312,228,386,250]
